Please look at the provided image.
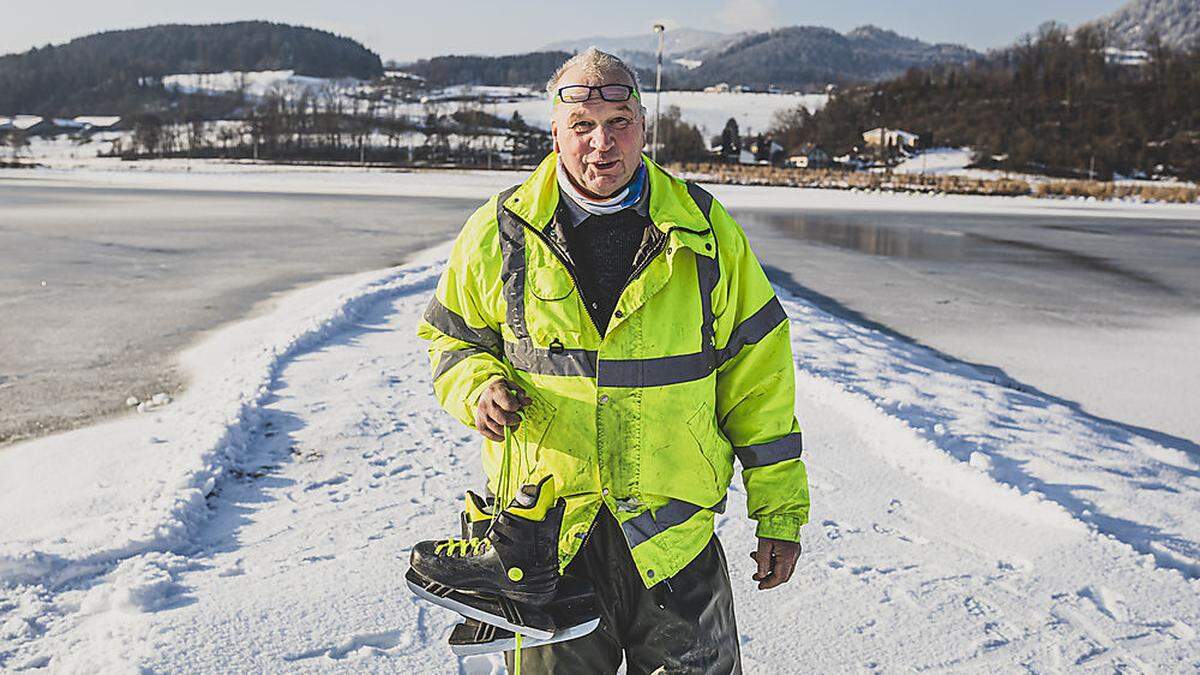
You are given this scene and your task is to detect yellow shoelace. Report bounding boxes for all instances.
[432,536,490,557]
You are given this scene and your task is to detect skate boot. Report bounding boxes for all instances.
[444,489,600,655]
[406,476,565,638]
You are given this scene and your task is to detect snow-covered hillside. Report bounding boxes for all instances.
[161,70,353,98]
[150,69,825,138]
[1,230,1197,671]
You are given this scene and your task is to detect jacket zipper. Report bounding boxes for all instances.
[611,234,668,322]
[508,207,699,577]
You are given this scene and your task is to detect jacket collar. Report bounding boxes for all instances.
[504,152,716,258]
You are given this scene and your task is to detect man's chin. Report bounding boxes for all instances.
[584,173,631,197]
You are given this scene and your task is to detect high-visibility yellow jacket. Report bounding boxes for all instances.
[417,152,809,587]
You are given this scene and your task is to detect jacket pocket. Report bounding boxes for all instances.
[528,266,574,301]
[526,265,584,344]
[687,401,734,491]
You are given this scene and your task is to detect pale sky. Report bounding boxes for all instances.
[1,0,1130,62]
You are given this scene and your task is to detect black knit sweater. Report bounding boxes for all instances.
[559,207,650,336]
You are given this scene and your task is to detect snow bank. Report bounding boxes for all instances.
[0,244,452,590]
[780,291,1200,577]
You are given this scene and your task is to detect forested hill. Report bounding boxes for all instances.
[789,23,1200,180]
[0,21,383,116]
[398,51,573,87]
[678,25,980,89]
[1090,0,1200,50]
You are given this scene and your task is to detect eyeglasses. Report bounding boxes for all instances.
[555,84,641,105]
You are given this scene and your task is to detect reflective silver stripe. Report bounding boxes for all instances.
[502,340,713,386]
[696,254,719,347]
[595,296,784,387]
[622,499,705,549]
[687,181,720,367]
[734,432,803,468]
[598,351,713,388]
[685,182,714,228]
[504,339,597,377]
[496,187,528,340]
[717,296,787,368]
[423,297,501,355]
[433,346,489,381]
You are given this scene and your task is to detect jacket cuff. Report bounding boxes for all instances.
[461,374,506,427]
[754,515,803,542]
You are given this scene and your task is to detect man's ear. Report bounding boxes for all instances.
[550,119,560,155]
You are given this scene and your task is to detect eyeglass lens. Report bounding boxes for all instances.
[559,84,634,103]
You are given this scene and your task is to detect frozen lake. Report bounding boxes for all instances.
[734,207,1200,442]
[0,181,478,444]
[2,173,1197,445]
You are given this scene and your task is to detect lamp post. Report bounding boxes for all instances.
[652,23,665,163]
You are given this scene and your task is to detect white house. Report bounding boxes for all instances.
[862,127,921,153]
[0,115,46,132]
[788,145,831,169]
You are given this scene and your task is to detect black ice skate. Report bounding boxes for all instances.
[442,489,600,654]
[406,476,566,639]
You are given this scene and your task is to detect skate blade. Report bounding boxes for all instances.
[448,617,601,657]
[406,574,556,640]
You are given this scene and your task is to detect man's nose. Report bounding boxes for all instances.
[589,126,615,152]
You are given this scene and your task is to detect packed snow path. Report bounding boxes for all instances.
[2,255,1198,672]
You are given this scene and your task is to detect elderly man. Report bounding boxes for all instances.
[416,48,809,673]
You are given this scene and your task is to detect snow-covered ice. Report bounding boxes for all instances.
[2,240,1197,671]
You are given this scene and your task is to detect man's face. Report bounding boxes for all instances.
[551,68,647,199]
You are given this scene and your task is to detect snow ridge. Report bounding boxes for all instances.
[0,261,443,591]
[779,289,1200,578]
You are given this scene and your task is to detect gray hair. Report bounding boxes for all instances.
[546,47,645,115]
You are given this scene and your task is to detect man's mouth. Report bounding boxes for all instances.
[591,159,620,172]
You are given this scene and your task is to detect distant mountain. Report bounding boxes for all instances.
[540,28,748,70]
[400,51,572,88]
[462,24,979,91]
[0,21,383,116]
[1088,0,1200,49]
[680,25,980,90]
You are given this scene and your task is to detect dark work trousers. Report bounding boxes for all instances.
[506,507,742,674]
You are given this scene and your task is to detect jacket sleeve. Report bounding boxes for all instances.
[709,199,810,543]
[415,197,515,427]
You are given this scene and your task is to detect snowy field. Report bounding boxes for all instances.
[2,240,1198,672]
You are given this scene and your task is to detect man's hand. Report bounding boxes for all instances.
[750,537,801,590]
[474,379,532,442]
